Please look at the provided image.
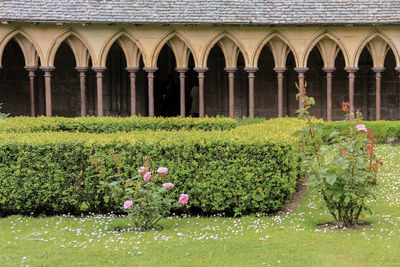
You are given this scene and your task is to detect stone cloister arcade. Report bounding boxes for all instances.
[1,24,400,120]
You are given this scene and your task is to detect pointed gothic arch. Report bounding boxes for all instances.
[98,30,145,68]
[354,31,400,67]
[252,31,299,68]
[302,31,351,68]
[0,28,42,67]
[46,28,94,67]
[201,31,249,67]
[151,31,198,68]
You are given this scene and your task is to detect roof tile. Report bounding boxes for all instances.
[1,0,400,24]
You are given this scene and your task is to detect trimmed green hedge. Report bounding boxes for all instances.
[322,121,400,143]
[0,118,304,216]
[0,116,238,133]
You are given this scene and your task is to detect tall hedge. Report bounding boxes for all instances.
[0,116,238,133]
[0,118,304,216]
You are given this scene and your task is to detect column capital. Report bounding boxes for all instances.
[345,67,359,73]
[125,67,140,73]
[322,67,336,73]
[273,67,286,73]
[25,65,38,72]
[175,67,189,73]
[194,67,208,73]
[40,66,55,72]
[295,67,308,79]
[372,67,385,73]
[143,67,158,73]
[75,66,89,72]
[244,67,258,73]
[92,66,107,73]
[294,67,308,73]
[224,67,238,73]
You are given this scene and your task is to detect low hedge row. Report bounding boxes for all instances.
[0,116,238,133]
[321,121,400,143]
[0,118,304,216]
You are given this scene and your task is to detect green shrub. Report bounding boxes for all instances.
[322,121,400,144]
[236,117,266,126]
[0,118,304,216]
[0,116,238,133]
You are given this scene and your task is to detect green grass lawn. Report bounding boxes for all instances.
[1,145,399,266]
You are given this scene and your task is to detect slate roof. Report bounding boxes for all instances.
[1,0,400,25]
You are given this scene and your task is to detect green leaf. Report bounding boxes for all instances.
[329,131,338,138]
[332,193,342,202]
[326,175,337,185]
[108,181,119,187]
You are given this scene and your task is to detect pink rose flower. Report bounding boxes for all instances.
[138,166,148,174]
[356,124,367,132]
[156,167,168,175]
[179,194,189,205]
[162,183,174,189]
[124,200,133,209]
[143,171,152,181]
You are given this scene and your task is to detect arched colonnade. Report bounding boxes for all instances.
[1,24,400,120]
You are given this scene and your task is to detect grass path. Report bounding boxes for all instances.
[1,145,399,266]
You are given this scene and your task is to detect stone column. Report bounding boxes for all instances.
[359,65,370,120]
[76,67,88,117]
[40,66,55,117]
[194,67,208,118]
[25,66,38,117]
[126,67,139,116]
[294,67,309,110]
[176,67,189,117]
[322,67,335,121]
[225,67,237,118]
[372,67,384,121]
[345,67,358,115]
[244,67,258,118]
[92,67,106,117]
[274,67,286,117]
[143,67,158,117]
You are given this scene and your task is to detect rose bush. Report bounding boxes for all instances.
[97,159,188,231]
[296,85,382,227]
